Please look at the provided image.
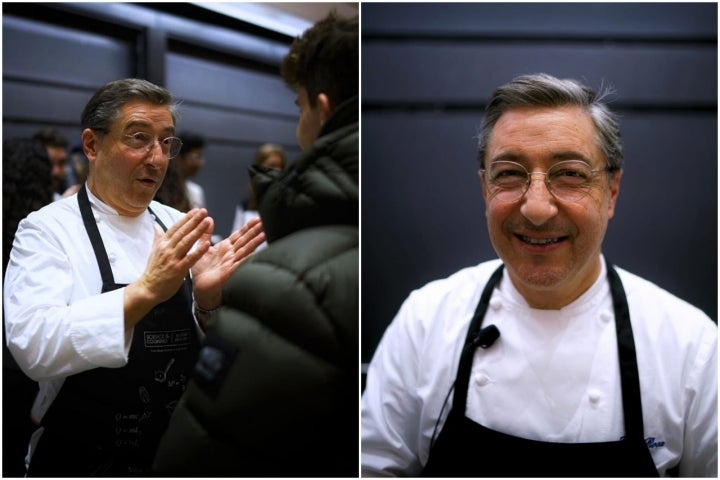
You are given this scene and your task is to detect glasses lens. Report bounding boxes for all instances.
[485,161,528,202]
[164,137,183,158]
[547,161,593,202]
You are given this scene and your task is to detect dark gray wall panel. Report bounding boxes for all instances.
[363,43,717,105]
[2,15,131,88]
[173,104,297,146]
[362,3,716,39]
[3,82,93,125]
[166,53,296,116]
[362,112,490,360]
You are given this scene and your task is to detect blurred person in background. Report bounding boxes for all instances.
[2,137,54,478]
[232,142,288,239]
[153,11,359,476]
[154,149,193,212]
[32,127,69,200]
[176,131,207,209]
[60,142,90,198]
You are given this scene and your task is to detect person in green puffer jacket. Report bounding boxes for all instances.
[152,11,358,477]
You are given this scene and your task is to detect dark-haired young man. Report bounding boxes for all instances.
[153,12,359,477]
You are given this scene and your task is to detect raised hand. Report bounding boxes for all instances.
[124,208,213,328]
[191,217,266,310]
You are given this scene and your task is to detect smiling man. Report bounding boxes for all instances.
[361,74,717,477]
[3,78,265,476]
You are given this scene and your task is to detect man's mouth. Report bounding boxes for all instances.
[516,234,567,245]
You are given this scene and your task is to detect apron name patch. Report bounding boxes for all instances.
[144,329,193,352]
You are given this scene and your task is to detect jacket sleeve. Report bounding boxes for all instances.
[3,212,129,381]
[361,294,428,477]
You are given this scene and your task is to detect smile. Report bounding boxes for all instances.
[518,235,566,245]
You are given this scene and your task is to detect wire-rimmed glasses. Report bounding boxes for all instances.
[121,132,183,159]
[479,160,611,203]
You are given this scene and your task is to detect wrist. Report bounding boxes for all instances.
[194,303,221,315]
[193,289,222,313]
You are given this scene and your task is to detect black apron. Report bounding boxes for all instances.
[422,260,659,477]
[27,186,200,477]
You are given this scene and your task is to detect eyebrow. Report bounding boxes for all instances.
[122,121,175,135]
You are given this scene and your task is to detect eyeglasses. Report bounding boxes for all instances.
[91,128,181,158]
[479,160,611,203]
[120,132,183,159]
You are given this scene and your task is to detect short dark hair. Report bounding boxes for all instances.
[81,78,179,132]
[477,73,623,171]
[32,128,68,149]
[281,11,358,107]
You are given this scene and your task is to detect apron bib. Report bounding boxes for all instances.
[28,186,200,476]
[421,261,659,477]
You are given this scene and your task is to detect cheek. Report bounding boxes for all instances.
[484,202,512,234]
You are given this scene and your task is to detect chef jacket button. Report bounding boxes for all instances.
[474,372,491,387]
[599,310,612,323]
[108,253,116,263]
[489,297,502,310]
[588,389,602,405]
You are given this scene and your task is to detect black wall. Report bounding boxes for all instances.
[3,2,301,238]
[362,3,718,362]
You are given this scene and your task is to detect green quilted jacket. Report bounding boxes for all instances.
[153,97,359,477]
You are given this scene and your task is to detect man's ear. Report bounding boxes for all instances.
[82,128,99,163]
[317,93,333,123]
[607,169,622,219]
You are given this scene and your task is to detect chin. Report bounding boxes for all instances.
[512,263,570,289]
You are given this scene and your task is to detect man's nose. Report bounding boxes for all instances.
[519,173,558,226]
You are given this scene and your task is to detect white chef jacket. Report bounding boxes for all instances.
[3,188,202,425]
[361,257,717,477]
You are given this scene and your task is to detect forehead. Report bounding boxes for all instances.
[115,101,175,131]
[487,106,600,162]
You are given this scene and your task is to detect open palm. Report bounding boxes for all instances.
[191,218,265,308]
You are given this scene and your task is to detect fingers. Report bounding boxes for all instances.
[166,209,210,250]
[228,217,261,240]
[227,220,266,263]
[165,209,215,261]
[228,218,264,245]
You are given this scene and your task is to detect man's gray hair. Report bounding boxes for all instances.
[81,78,179,132]
[477,73,623,171]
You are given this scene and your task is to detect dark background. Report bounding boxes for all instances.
[2,2,325,238]
[361,3,718,364]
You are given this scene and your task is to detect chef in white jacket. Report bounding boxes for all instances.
[4,78,265,476]
[361,73,717,477]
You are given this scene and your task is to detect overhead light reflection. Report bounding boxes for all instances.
[192,2,311,37]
